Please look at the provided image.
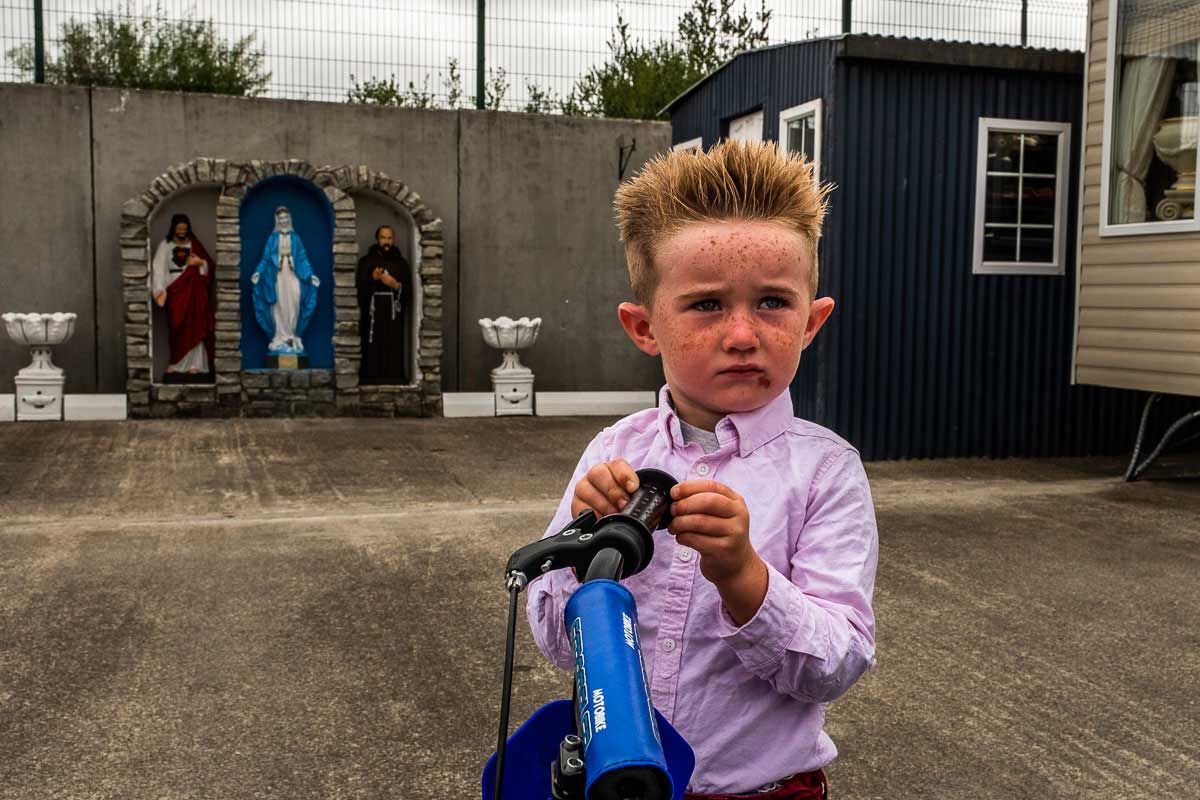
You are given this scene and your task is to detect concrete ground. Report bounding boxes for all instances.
[0,417,1197,800]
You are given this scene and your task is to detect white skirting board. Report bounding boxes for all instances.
[534,391,656,416]
[442,391,656,418]
[3,393,654,421]
[0,394,127,421]
[65,394,128,420]
[442,392,495,418]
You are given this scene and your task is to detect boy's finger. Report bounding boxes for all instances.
[670,479,739,501]
[611,459,639,494]
[586,463,624,500]
[576,481,620,517]
[668,514,730,538]
[670,493,739,519]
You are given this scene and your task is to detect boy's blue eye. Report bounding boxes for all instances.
[692,299,721,312]
[760,296,788,310]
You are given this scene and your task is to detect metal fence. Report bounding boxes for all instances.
[1,1,1087,110]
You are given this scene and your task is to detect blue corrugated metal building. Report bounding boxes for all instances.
[665,34,1147,461]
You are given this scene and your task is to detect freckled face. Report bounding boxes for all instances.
[645,220,829,429]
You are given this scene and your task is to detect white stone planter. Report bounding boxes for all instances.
[3,312,77,421]
[479,316,541,416]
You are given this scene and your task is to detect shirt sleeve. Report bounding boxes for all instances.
[151,241,169,298]
[525,428,613,671]
[716,448,878,703]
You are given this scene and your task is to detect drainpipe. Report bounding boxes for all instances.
[476,0,485,109]
[34,0,45,83]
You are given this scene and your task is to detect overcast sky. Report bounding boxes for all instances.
[1,1,1087,107]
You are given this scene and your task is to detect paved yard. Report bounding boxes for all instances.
[0,417,1197,799]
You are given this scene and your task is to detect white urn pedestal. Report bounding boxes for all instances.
[3,312,78,421]
[479,316,541,416]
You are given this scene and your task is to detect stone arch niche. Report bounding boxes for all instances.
[352,188,424,387]
[121,159,444,418]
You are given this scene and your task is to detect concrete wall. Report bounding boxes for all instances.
[0,83,672,396]
[0,86,95,393]
[458,112,668,391]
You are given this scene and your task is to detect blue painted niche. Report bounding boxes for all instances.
[239,176,336,370]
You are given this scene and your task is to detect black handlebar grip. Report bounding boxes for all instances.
[622,468,678,532]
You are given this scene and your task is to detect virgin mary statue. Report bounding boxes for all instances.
[250,206,320,356]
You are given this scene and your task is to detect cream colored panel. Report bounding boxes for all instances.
[1077,347,1200,374]
[1081,286,1200,308]
[1081,263,1200,285]
[1080,308,1200,330]
[1078,327,1200,352]
[1076,366,1200,395]
[1080,235,1200,258]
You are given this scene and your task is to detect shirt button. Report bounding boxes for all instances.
[677,549,693,562]
[662,638,676,652]
[696,463,710,476]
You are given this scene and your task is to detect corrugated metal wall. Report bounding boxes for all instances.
[817,54,1143,460]
[670,38,1149,460]
[668,40,838,147]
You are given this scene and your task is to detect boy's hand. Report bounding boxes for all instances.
[571,458,639,518]
[668,480,758,584]
[669,481,769,625]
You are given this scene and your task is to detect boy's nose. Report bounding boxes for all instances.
[722,317,759,351]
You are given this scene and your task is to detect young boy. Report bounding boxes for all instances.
[527,140,878,799]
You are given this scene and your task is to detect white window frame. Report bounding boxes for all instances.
[672,137,703,153]
[1099,0,1200,237]
[972,117,1071,276]
[778,98,823,182]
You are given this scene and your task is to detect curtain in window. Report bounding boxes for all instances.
[1112,55,1176,223]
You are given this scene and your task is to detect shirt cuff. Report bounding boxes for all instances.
[716,561,829,675]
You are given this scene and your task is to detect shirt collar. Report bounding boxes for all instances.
[656,384,794,458]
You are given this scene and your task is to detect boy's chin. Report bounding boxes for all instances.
[703,384,782,414]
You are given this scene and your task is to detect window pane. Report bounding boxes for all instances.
[1021,228,1055,263]
[1108,2,1199,224]
[787,115,815,159]
[1022,133,1059,174]
[729,110,763,142]
[985,176,1020,224]
[987,131,1022,172]
[983,227,1018,262]
[1022,177,1057,225]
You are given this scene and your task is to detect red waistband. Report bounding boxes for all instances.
[684,768,827,800]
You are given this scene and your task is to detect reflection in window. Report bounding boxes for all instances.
[786,114,816,161]
[1109,0,1200,224]
[778,99,822,181]
[980,130,1062,265]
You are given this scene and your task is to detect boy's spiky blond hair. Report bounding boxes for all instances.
[614,139,830,304]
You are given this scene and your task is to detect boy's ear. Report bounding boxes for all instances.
[802,297,835,351]
[618,302,659,356]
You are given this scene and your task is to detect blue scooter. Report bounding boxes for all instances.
[483,469,695,800]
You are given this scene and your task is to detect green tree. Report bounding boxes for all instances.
[569,0,771,119]
[348,58,508,110]
[6,8,270,96]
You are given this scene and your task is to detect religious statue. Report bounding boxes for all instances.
[151,213,215,379]
[251,206,320,362]
[356,225,411,383]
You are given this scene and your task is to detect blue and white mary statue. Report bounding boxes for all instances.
[250,206,320,356]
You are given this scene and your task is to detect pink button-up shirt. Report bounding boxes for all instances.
[526,386,878,795]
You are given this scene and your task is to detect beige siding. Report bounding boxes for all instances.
[1075,0,1200,397]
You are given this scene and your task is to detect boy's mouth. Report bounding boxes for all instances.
[718,364,765,376]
